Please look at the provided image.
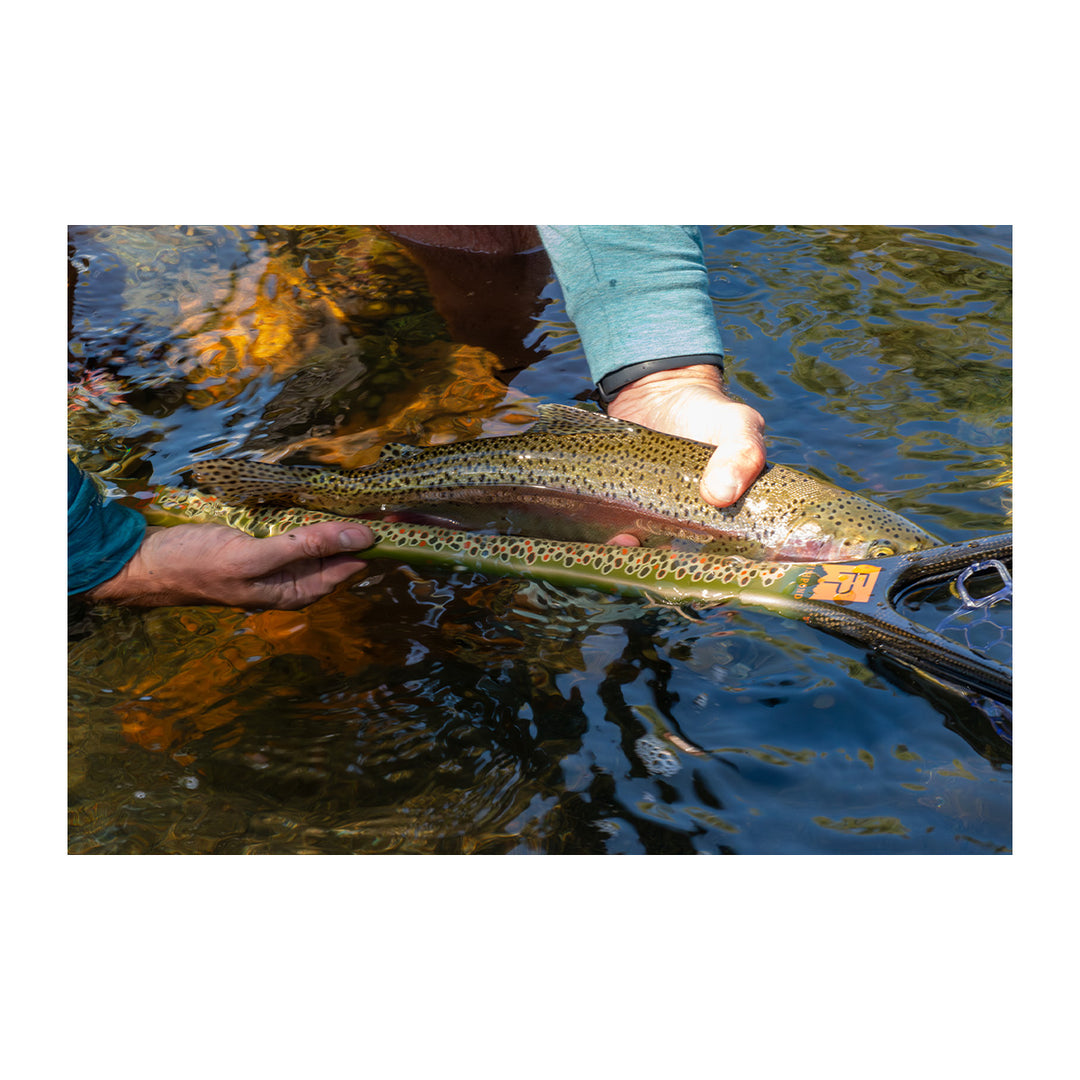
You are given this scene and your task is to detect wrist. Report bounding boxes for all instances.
[84,528,202,607]
[596,354,724,407]
[605,362,732,420]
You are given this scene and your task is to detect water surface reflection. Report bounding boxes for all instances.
[68,225,1011,854]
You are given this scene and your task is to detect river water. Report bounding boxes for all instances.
[67,225,1012,854]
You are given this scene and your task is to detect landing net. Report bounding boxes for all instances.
[892,556,1013,741]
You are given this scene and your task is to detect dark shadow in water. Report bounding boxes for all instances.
[866,655,1012,767]
[381,225,553,379]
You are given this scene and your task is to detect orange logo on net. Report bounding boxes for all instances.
[810,564,881,604]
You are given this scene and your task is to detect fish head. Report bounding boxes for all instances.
[765,494,940,562]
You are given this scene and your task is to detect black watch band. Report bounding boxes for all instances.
[595,354,725,407]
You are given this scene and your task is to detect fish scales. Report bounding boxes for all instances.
[193,403,939,562]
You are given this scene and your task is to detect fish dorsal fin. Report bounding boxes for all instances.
[531,402,642,436]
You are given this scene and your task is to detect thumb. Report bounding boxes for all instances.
[700,438,767,507]
[245,522,374,572]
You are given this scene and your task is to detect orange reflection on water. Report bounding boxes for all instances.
[114,589,398,757]
[169,227,434,408]
[276,342,532,467]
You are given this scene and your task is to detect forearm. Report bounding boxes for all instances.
[537,225,725,394]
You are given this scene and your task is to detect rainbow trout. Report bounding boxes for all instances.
[193,403,938,562]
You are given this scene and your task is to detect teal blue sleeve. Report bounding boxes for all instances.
[68,459,146,596]
[537,225,724,385]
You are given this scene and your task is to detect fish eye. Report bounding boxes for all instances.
[867,540,896,558]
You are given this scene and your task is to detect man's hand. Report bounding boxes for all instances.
[86,521,374,609]
[606,363,766,507]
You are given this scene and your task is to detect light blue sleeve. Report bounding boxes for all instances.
[537,225,724,386]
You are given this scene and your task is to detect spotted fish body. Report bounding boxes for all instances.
[194,404,938,562]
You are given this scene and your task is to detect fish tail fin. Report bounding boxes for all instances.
[192,458,322,507]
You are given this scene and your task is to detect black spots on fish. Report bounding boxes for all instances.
[530,403,631,436]
[194,420,936,559]
[193,458,313,507]
[375,443,423,463]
